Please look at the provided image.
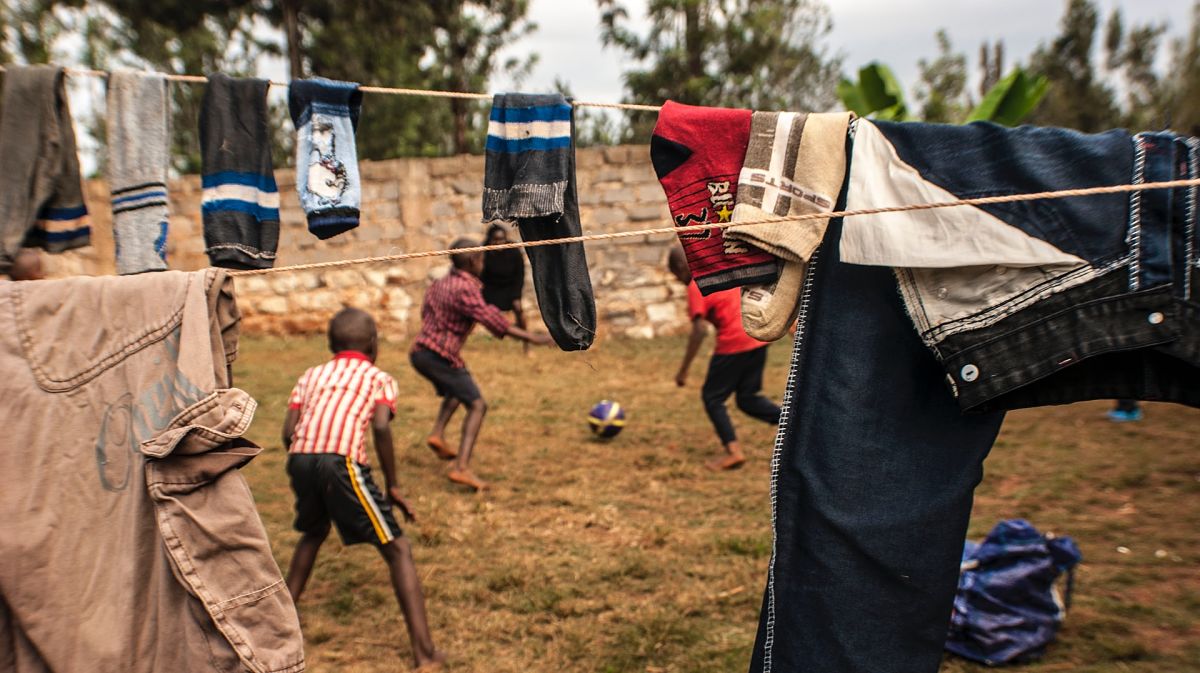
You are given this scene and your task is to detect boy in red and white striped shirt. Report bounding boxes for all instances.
[282,308,445,670]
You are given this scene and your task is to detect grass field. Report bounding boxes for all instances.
[234,333,1200,673]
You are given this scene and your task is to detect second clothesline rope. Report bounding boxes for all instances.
[227,176,1200,277]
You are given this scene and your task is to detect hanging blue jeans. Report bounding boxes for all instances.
[844,121,1200,413]
[748,216,1005,673]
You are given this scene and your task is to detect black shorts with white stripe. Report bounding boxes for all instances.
[287,453,402,547]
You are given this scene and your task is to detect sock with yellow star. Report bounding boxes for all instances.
[650,101,778,296]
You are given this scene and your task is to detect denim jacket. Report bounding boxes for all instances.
[844,119,1199,412]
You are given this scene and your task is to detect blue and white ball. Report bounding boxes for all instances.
[588,400,626,439]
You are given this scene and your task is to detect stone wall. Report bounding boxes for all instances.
[46,145,691,339]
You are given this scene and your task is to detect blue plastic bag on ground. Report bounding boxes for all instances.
[945,519,1082,665]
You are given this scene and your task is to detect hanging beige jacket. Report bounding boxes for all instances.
[0,269,304,673]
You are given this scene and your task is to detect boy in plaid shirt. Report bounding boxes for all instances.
[283,308,445,669]
[411,238,550,491]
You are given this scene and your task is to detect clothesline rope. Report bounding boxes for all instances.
[0,65,664,112]
[227,176,1200,277]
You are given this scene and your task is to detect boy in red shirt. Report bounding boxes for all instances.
[283,308,445,670]
[669,246,781,470]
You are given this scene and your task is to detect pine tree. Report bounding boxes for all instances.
[1027,0,1121,132]
[1104,8,1168,130]
[979,40,1004,97]
[1163,1,1200,135]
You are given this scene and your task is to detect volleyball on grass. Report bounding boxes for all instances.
[587,400,626,439]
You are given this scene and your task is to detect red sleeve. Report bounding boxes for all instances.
[375,373,398,414]
[460,283,511,337]
[686,281,707,322]
[287,369,309,410]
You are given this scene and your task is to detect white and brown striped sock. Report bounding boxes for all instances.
[728,111,852,341]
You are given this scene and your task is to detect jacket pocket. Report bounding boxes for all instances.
[143,389,306,673]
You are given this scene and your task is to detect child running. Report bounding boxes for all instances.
[668,245,781,470]
[282,307,445,670]
[411,238,550,491]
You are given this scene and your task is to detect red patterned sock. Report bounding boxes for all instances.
[651,100,779,295]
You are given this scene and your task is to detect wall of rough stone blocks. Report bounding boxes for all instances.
[44,145,692,339]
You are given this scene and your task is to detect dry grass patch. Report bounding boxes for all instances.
[234,334,1199,672]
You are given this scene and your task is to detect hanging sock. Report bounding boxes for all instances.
[0,65,90,275]
[484,93,595,351]
[650,100,778,296]
[728,111,852,341]
[288,78,363,240]
[107,70,170,275]
[200,73,279,270]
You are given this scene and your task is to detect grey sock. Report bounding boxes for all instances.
[107,70,170,275]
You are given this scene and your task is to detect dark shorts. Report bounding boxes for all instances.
[410,347,482,403]
[286,453,402,547]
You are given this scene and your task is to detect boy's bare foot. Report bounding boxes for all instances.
[447,468,488,491]
[414,650,448,670]
[426,436,457,460]
[706,452,746,471]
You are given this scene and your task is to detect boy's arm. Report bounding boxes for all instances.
[676,317,708,386]
[372,403,415,522]
[282,407,301,449]
[505,323,552,345]
[462,285,551,345]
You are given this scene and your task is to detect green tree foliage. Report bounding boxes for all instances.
[1028,0,1200,134]
[554,78,625,148]
[966,70,1049,126]
[978,40,1005,97]
[1163,2,1200,135]
[1026,0,1120,131]
[285,1,447,159]
[8,1,535,163]
[839,59,1047,127]
[838,62,907,121]
[427,1,537,155]
[1103,7,1165,129]
[286,0,536,158]
[598,0,841,138]
[14,0,266,173]
[1,0,63,65]
[914,30,968,124]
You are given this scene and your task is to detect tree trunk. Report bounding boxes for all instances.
[685,3,703,81]
[979,40,1004,97]
[283,0,303,80]
[452,98,467,155]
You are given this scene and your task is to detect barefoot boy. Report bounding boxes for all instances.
[283,308,444,670]
[669,246,781,470]
[411,238,550,491]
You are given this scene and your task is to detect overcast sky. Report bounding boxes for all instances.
[492,0,1191,103]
